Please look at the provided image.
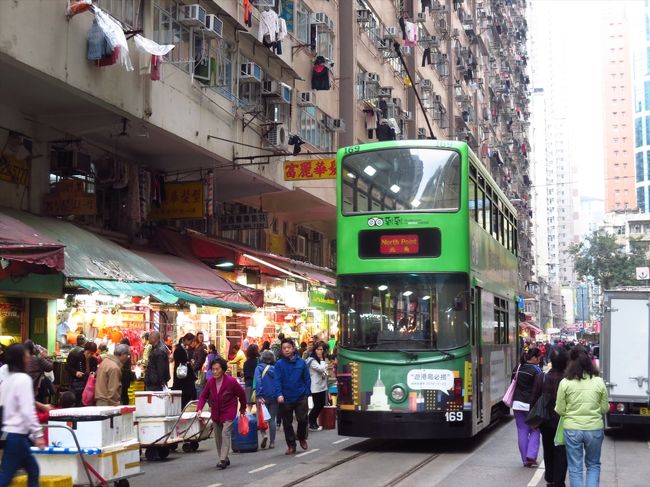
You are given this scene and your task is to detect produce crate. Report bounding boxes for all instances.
[9,475,73,487]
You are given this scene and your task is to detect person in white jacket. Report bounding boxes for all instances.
[305,342,328,431]
[0,343,45,487]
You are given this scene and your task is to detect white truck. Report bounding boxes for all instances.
[601,289,650,427]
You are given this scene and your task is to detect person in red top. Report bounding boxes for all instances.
[197,357,246,470]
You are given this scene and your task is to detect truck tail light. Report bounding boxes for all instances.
[608,402,616,412]
[616,403,626,413]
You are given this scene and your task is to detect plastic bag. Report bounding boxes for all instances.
[82,373,96,406]
[554,417,566,446]
[176,363,188,379]
[502,365,520,408]
[94,9,133,71]
[238,413,250,436]
[66,0,92,17]
[257,402,269,431]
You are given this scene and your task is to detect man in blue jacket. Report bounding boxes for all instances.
[274,339,311,454]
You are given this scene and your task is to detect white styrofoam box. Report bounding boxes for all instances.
[171,412,211,441]
[134,391,182,417]
[118,408,137,443]
[136,416,179,444]
[48,410,120,448]
[31,440,140,484]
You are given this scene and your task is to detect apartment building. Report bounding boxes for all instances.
[632,1,650,211]
[0,0,531,279]
[603,6,636,213]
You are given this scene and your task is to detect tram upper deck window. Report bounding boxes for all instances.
[341,148,461,214]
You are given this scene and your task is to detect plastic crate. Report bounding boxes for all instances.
[10,475,73,487]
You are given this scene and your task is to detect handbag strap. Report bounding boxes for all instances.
[514,364,521,382]
[262,365,270,379]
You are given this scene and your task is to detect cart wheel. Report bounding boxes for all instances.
[169,443,178,451]
[115,480,130,487]
[144,447,158,461]
[182,443,192,453]
[157,446,171,459]
[190,441,199,451]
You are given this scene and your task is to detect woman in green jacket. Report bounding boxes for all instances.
[555,347,609,487]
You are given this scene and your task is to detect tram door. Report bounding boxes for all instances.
[472,287,484,424]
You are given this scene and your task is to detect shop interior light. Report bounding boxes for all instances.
[363,165,377,176]
[214,259,235,268]
[402,290,413,296]
[378,285,388,291]
[390,184,401,193]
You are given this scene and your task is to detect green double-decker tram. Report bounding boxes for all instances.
[336,140,518,439]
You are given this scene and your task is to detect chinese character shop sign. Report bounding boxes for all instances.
[284,159,336,181]
[149,181,205,220]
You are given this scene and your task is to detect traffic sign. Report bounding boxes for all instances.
[635,266,650,280]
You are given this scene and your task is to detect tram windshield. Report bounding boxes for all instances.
[339,273,469,351]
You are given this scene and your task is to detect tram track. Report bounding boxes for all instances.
[277,439,442,487]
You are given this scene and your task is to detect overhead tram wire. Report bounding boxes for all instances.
[392,41,436,140]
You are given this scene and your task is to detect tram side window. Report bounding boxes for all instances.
[484,196,492,234]
[478,188,485,228]
[343,180,355,213]
[469,178,477,222]
[493,297,509,344]
[492,204,499,238]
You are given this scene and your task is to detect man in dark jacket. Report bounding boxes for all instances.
[144,331,171,391]
[274,339,311,455]
[65,337,98,406]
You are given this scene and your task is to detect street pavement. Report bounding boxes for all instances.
[130,418,650,487]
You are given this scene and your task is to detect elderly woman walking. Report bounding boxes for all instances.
[197,357,246,470]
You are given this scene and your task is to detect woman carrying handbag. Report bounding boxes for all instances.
[510,347,543,467]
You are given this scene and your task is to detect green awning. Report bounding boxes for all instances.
[167,288,256,312]
[75,279,178,304]
[75,279,256,311]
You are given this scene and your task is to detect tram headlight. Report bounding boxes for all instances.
[391,386,406,402]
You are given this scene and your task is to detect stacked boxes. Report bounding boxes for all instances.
[134,391,182,445]
[32,406,140,485]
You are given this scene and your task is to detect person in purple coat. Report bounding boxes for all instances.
[197,357,246,470]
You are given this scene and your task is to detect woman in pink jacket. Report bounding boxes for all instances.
[197,357,246,469]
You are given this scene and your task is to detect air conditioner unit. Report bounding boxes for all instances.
[434,94,442,103]
[438,19,448,33]
[378,86,393,98]
[421,79,433,91]
[366,72,380,84]
[356,9,371,23]
[262,80,283,97]
[416,12,427,23]
[279,84,292,104]
[420,35,439,47]
[265,123,289,150]
[384,26,399,38]
[377,38,391,50]
[241,62,263,82]
[463,16,474,28]
[50,149,92,176]
[203,14,223,38]
[328,118,346,132]
[417,127,428,139]
[291,235,307,257]
[179,4,207,27]
[298,90,317,107]
[311,12,334,31]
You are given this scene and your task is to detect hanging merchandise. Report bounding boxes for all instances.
[133,34,175,57]
[94,8,133,71]
[311,56,331,91]
[151,55,162,81]
[258,8,280,50]
[87,19,110,61]
[243,0,253,28]
[66,0,93,17]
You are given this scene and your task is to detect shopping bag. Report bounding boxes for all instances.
[261,403,271,421]
[176,363,188,379]
[502,365,520,408]
[257,402,269,431]
[554,416,565,446]
[82,373,96,406]
[238,413,250,436]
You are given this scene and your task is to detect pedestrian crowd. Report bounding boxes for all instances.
[508,340,608,487]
